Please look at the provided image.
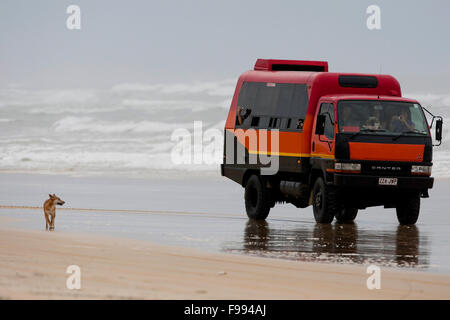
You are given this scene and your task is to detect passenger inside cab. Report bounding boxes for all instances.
[390,108,415,132]
[236,106,251,126]
[338,100,427,136]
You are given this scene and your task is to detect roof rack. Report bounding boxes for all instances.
[254,59,328,72]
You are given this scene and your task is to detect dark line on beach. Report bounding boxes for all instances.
[0,205,301,223]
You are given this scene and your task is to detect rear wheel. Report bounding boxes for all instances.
[312,177,337,223]
[396,193,420,225]
[335,207,358,224]
[244,175,272,220]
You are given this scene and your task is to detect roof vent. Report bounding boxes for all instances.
[339,75,378,88]
[254,59,328,72]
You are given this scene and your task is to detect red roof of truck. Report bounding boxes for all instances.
[239,71,402,98]
[225,59,404,129]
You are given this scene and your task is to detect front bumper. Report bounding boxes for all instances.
[333,174,434,189]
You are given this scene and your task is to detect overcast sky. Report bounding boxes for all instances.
[1,0,450,93]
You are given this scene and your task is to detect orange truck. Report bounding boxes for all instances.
[221,59,443,225]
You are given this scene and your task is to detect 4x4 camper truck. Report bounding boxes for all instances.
[221,59,443,225]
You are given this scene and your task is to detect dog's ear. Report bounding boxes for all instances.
[52,194,56,197]
[49,194,53,198]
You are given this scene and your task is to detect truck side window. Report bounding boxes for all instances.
[286,118,291,129]
[319,103,335,140]
[236,106,252,127]
[235,81,309,130]
[268,117,280,128]
[235,81,257,128]
[250,116,260,127]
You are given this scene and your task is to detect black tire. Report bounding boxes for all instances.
[244,175,271,220]
[396,193,420,225]
[312,177,337,223]
[335,207,358,224]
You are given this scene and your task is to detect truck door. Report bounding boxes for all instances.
[312,102,335,158]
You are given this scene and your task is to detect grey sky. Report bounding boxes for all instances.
[1,0,450,93]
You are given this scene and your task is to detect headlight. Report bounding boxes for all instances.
[411,165,432,175]
[335,163,361,172]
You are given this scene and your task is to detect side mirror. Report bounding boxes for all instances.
[435,118,443,142]
[315,114,326,135]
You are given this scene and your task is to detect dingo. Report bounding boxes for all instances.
[44,194,65,231]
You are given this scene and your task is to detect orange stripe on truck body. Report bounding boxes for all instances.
[231,129,310,156]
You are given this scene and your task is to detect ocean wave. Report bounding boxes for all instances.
[1,82,449,177]
[0,88,99,108]
[0,81,234,116]
[110,79,236,97]
[0,148,220,173]
[408,93,450,108]
[52,116,193,134]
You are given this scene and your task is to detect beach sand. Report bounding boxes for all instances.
[1,173,450,299]
[1,226,450,300]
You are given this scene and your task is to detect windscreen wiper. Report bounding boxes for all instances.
[349,128,387,139]
[392,130,427,141]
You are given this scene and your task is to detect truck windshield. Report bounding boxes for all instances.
[337,100,429,136]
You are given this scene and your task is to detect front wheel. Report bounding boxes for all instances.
[396,193,420,225]
[312,177,337,224]
[244,175,272,220]
[335,208,358,224]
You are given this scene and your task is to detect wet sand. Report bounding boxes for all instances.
[1,173,450,273]
[1,227,450,299]
[1,172,450,299]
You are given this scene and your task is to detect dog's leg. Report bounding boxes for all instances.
[49,213,55,230]
[44,211,50,231]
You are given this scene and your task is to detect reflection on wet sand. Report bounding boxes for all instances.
[225,220,429,269]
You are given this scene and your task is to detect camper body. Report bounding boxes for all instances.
[221,59,443,225]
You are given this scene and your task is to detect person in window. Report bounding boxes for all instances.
[236,106,251,126]
[341,104,361,128]
[365,109,384,130]
[390,108,414,132]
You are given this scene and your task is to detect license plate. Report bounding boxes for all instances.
[378,177,398,186]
